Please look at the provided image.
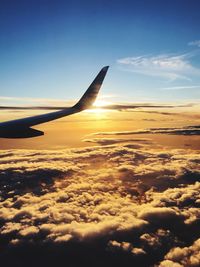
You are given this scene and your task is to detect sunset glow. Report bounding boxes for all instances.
[93,99,113,107]
[0,1,200,267]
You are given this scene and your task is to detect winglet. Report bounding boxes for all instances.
[73,66,109,111]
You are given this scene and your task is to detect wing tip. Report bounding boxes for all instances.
[72,66,109,111]
[102,66,109,72]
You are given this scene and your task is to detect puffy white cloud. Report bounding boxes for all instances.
[159,238,200,267]
[108,240,146,255]
[0,144,199,266]
[159,260,182,267]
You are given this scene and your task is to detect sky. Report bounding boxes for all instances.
[0,1,200,267]
[0,0,200,104]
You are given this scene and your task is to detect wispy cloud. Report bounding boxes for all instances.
[188,40,200,47]
[0,95,114,107]
[0,96,73,107]
[161,85,200,91]
[0,102,193,111]
[83,137,152,146]
[0,96,67,103]
[92,125,200,136]
[117,53,200,81]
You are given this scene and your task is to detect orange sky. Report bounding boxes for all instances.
[0,105,200,150]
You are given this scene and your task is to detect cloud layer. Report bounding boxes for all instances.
[0,143,200,266]
[91,125,200,136]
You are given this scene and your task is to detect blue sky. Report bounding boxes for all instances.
[0,0,200,104]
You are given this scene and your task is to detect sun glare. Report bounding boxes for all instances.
[85,100,113,115]
[93,100,111,107]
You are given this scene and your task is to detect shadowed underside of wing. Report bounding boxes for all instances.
[0,127,44,138]
[0,66,109,138]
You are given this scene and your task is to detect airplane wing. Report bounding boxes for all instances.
[0,66,109,138]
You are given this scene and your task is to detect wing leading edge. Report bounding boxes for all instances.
[0,66,109,138]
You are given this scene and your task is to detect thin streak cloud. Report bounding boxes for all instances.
[0,103,193,111]
[161,85,200,91]
[91,125,200,136]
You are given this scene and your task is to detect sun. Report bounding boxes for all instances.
[85,100,112,115]
[93,100,112,107]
